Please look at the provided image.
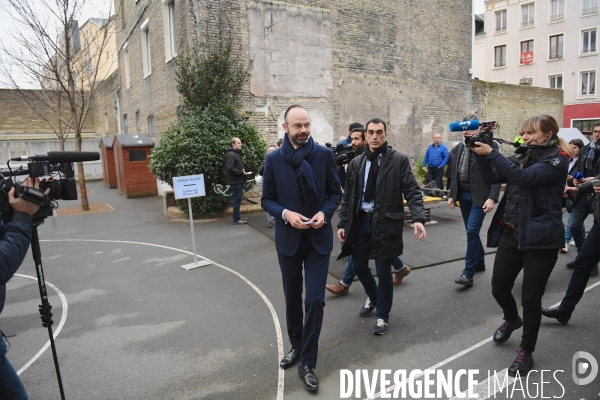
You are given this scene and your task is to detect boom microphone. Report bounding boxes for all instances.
[11,151,100,163]
[449,120,480,132]
[47,151,100,163]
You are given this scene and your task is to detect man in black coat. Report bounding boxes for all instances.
[447,115,501,287]
[337,118,426,336]
[225,137,250,225]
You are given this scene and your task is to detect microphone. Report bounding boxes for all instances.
[11,151,100,163]
[47,151,100,163]
[449,120,480,132]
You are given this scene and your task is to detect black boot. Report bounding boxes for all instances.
[541,306,572,325]
[493,316,523,344]
[508,347,534,377]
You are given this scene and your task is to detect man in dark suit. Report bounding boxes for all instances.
[447,114,501,287]
[261,105,342,391]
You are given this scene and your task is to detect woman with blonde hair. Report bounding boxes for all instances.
[470,114,571,376]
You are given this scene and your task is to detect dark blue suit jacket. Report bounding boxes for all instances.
[261,144,342,256]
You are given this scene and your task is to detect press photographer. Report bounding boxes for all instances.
[469,114,572,377]
[0,150,99,399]
[0,177,48,399]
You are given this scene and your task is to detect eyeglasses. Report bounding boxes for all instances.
[593,130,600,134]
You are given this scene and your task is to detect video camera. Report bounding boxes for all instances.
[325,143,356,166]
[0,151,100,224]
[449,120,499,148]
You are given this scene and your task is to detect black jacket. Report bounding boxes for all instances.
[0,212,33,314]
[476,147,568,250]
[337,146,425,259]
[225,147,245,185]
[448,142,501,208]
[576,176,600,224]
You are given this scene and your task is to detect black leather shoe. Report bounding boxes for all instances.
[493,316,523,344]
[541,306,571,325]
[475,262,486,272]
[298,365,318,391]
[508,347,534,377]
[566,261,576,269]
[455,274,473,287]
[279,348,300,369]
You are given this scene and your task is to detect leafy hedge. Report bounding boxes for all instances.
[150,106,266,217]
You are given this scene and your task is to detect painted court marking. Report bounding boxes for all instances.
[367,279,600,400]
[14,275,68,376]
[34,239,285,400]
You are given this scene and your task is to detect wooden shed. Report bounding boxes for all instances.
[100,137,118,188]
[113,134,158,198]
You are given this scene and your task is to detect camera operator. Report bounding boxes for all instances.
[470,115,572,377]
[447,114,501,288]
[1,177,48,400]
[336,123,364,188]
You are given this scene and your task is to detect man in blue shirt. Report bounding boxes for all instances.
[422,133,449,193]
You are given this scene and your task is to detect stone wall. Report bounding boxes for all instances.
[113,0,564,164]
[0,89,95,135]
[90,71,120,136]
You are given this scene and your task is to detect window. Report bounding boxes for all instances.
[163,0,177,60]
[494,45,507,67]
[135,110,141,132]
[519,78,533,86]
[495,10,507,32]
[582,28,597,54]
[123,114,128,134]
[521,40,534,64]
[549,34,564,59]
[123,45,131,88]
[582,0,599,15]
[550,0,565,21]
[140,19,151,77]
[573,119,600,133]
[549,74,563,89]
[581,70,596,96]
[521,3,535,27]
[148,115,155,137]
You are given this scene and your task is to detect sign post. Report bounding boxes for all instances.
[173,174,212,270]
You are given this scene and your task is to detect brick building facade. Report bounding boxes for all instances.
[114,0,564,161]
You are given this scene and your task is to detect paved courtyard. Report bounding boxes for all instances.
[2,181,599,399]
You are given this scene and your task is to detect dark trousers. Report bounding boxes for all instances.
[561,221,600,312]
[569,196,591,251]
[426,167,444,191]
[352,212,394,322]
[492,226,557,352]
[0,336,28,399]
[231,183,243,222]
[277,233,329,369]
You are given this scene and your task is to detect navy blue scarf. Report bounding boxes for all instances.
[281,134,321,205]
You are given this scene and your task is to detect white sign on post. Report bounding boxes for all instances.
[172,174,212,271]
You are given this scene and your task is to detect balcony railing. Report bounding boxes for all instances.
[521,18,535,27]
[549,13,564,21]
[582,6,599,15]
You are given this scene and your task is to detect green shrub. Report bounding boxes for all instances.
[413,156,427,186]
[150,106,266,217]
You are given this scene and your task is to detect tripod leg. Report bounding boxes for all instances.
[30,226,66,400]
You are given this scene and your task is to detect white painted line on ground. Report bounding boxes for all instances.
[40,239,285,400]
[367,277,600,400]
[14,274,68,376]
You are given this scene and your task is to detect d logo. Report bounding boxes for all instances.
[572,351,598,386]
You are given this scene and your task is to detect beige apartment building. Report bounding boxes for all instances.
[475,0,599,133]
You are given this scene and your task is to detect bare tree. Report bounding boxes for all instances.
[0,0,114,211]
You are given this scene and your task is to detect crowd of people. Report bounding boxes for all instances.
[255,106,600,392]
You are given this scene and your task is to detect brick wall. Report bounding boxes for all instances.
[0,89,95,135]
[113,0,564,164]
[90,71,120,136]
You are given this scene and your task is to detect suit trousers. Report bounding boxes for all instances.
[277,232,329,369]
